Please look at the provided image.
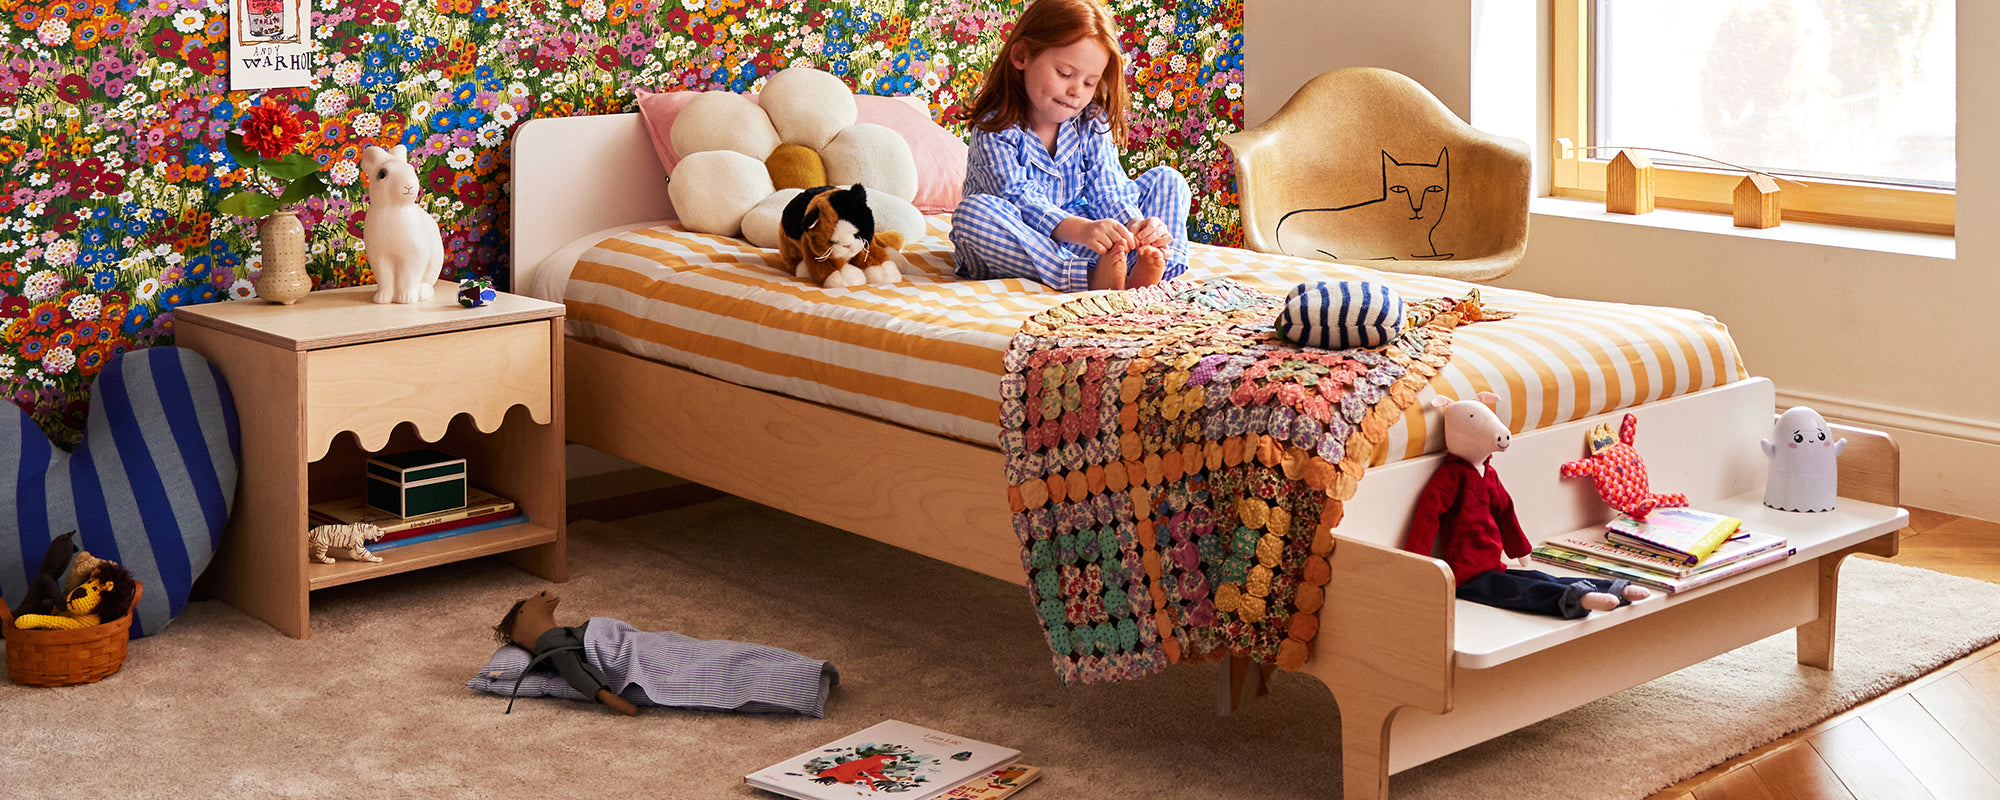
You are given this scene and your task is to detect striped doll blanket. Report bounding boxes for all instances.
[468,618,840,717]
[1000,278,1482,684]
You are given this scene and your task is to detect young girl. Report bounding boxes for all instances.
[950,0,1191,292]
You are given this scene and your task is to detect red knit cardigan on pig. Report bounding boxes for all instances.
[1401,454,1533,586]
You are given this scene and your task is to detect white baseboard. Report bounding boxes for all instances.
[1776,389,2000,522]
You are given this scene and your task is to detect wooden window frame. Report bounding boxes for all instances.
[1550,0,1955,235]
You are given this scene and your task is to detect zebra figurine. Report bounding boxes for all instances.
[308,523,388,564]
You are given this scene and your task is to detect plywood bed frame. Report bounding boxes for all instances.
[511,113,1907,800]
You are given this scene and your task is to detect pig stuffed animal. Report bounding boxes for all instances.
[1401,392,1650,619]
[359,145,445,304]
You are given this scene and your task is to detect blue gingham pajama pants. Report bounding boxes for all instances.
[949,165,1191,293]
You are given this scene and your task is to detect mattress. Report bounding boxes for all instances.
[548,216,1745,464]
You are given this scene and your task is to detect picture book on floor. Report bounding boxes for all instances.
[1603,507,1743,564]
[939,764,1041,799]
[746,719,1021,800]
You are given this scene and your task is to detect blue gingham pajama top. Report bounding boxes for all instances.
[950,112,1190,292]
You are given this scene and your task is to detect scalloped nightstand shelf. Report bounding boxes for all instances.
[176,283,566,638]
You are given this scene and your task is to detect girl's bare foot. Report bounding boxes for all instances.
[1128,245,1167,288]
[1088,243,1129,291]
[1622,584,1651,602]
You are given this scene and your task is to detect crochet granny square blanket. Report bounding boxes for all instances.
[1000,278,1474,684]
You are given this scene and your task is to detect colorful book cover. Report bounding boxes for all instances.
[939,764,1041,799]
[1602,508,1743,563]
[313,507,524,545]
[364,513,526,551]
[746,720,1021,800]
[1542,530,1789,578]
[1531,544,1795,593]
[307,486,514,534]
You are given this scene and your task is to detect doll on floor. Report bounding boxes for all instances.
[1401,393,1651,620]
[488,589,838,717]
[495,590,640,715]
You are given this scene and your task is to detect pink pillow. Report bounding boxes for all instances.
[634,89,967,214]
[852,95,969,214]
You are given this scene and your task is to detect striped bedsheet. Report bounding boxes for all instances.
[560,216,1745,464]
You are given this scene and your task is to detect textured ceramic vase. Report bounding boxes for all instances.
[255,209,312,305]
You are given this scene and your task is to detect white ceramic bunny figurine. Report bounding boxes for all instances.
[359,144,445,304]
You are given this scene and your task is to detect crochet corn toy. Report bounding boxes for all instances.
[1558,413,1688,519]
[15,578,113,630]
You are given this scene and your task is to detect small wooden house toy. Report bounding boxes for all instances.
[1606,150,1655,215]
[1733,173,1781,229]
[365,448,468,518]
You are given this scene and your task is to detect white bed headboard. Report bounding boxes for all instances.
[508,113,673,291]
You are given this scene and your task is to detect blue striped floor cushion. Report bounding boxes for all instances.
[1276,281,1408,350]
[1,346,239,637]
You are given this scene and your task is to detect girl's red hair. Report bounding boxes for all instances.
[959,0,1130,143]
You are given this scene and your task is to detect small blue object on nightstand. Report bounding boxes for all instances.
[458,277,497,308]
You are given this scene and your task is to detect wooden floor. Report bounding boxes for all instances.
[1646,507,2000,800]
[568,472,2000,799]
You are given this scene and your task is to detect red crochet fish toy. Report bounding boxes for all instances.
[1558,413,1687,519]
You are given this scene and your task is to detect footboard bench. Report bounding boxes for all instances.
[1291,376,1905,800]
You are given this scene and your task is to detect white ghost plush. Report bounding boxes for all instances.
[1761,406,1846,512]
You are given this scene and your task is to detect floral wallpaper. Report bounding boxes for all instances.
[0,0,1245,447]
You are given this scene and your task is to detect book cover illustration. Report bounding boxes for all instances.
[748,720,1020,800]
[1604,507,1743,563]
[940,764,1041,799]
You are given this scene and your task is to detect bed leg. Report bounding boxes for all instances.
[1217,654,1273,715]
[1796,530,1900,669]
[1337,695,1402,800]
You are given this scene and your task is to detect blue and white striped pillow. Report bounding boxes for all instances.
[0,346,239,637]
[1276,281,1408,350]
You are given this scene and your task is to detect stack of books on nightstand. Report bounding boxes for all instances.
[309,486,522,551]
[1530,507,1794,593]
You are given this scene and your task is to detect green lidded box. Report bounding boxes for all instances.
[365,448,468,518]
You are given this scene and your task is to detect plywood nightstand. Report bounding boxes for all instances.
[175,283,565,638]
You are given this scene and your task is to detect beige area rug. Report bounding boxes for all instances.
[4,496,1998,800]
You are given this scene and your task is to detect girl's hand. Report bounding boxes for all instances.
[1126,216,1172,249]
[1056,216,1136,254]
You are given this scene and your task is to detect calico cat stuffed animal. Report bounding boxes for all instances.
[778,184,905,288]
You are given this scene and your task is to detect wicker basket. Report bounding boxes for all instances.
[1,581,142,687]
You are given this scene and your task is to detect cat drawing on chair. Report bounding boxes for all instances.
[1275,148,1454,262]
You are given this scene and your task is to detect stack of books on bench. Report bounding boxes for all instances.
[309,486,522,552]
[1530,507,1794,593]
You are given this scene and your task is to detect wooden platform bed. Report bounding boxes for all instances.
[511,113,1908,800]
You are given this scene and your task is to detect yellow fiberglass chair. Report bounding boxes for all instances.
[1223,67,1531,282]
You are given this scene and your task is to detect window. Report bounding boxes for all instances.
[1552,0,1955,234]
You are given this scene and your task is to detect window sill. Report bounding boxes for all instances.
[1530,196,1955,261]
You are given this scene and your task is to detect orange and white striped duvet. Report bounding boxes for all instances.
[558,216,1745,463]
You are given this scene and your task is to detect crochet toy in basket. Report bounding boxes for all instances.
[1,532,144,687]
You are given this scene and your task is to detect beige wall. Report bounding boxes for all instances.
[1247,1,2000,519]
